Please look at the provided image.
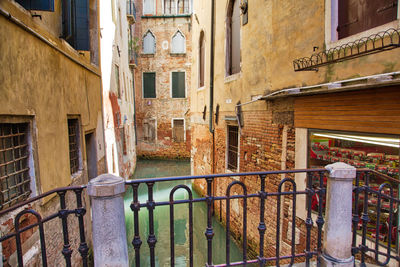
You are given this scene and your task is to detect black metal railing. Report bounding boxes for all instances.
[0,186,89,267]
[126,168,328,267]
[126,0,136,20]
[1,168,400,266]
[129,49,138,66]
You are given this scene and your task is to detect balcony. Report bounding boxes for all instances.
[126,0,136,24]
[129,49,138,69]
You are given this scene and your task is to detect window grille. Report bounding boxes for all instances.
[227,125,239,171]
[68,119,80,175]
[199,31,205,87]
[0,123,31,210]
[172,119,184,142]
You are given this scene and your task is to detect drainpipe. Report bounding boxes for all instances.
[209,0,215,174]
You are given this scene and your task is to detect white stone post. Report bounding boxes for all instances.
[88,174,129,267]
[320,162,356,267]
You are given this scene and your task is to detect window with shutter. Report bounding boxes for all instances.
[144,0,155,15]
[199,31,205,88]
[177,0,189,14]
[338,0,397,39]
[226,0,241,76]
[143,119,156,142]
[143,72,156,98]
[164,0,175,14]
[171,31,185,54]
[143,31,156,54]
[172,119,185,142]
[171,72,185,98]
[227,125,239,171]
[16,0,54,11]
[62,0,90,51]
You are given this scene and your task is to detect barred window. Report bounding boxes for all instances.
[0,123,31,210]
[227,125,239,171]
[68,119,80,175]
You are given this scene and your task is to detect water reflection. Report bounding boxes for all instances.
[124,160,244,266]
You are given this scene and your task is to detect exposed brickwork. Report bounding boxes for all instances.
[134,0,192,159]
[192,109,321,262]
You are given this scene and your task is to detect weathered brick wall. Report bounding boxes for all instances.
[134,0,192,160]
[191,107,321,262]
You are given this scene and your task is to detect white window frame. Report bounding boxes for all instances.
[325,0,400,50]
[143,30,156,55]
[142,72,157,99]
[143,0,156,15]
[171,118,186,142]
[162,0,191,15]
[170,70,187,99]
[171,30,186,54]
[225,123,240,173]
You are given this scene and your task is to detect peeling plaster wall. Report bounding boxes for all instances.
[0,0,104,265]
[100,0,137,179]
[190,0,400,262]
[134,0,192,159]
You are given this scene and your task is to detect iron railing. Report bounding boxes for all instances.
[1,168,399,266]
[129,49,138,67]
[0,186,89,267]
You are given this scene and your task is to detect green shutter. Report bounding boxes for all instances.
[143,73,156,98]
[172,72,185,98]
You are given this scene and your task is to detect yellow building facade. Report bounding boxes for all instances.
[191,0,400,261]
[0,0,104,264]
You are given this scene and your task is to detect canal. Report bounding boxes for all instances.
[124,159,244,266]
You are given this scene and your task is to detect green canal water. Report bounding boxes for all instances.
[124,159,244,266]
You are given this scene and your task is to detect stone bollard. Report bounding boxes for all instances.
[88,174,129,267]
[320,162,356,267]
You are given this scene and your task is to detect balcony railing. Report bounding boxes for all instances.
[129,49,138,68]
[126,0,136,24]
[1,167,400,266]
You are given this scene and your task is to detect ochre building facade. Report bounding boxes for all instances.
[0,0,105,265]
[191,0,400,263]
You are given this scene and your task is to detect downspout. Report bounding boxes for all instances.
[209,0,215,174]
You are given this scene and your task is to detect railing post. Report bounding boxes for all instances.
[320,162,356,267]
[87,174,128,267]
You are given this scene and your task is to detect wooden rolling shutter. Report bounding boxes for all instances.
[338,0,397,39]
[294,87,400,135]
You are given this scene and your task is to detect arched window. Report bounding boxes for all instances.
[171,31,185,54]
[226,0,241,76]
[199,31,205,88]
[143,31,155,54]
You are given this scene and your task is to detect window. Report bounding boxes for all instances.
[120,127,127,155]
[226,0,241,76]
[115,65,121,98]
[227,125,239,171]
[62,0,90,51]
[0,123,32,210]
[68,119,81,175]
[143,119,156,142]
[171,72,185,98]
[143,72,156,98]
[172,119,185,142]
[171,31,185,54]
[337,0,397,39]
[177,0,189,14]
[143,31,156,54]
[143,0,155,15]
[199,31,205,88]
[16,0,54,11]
[164,0,176,15]
[163,0,190,14]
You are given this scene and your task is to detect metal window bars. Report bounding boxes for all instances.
[68,119,79,175]
[0,123,31,210]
